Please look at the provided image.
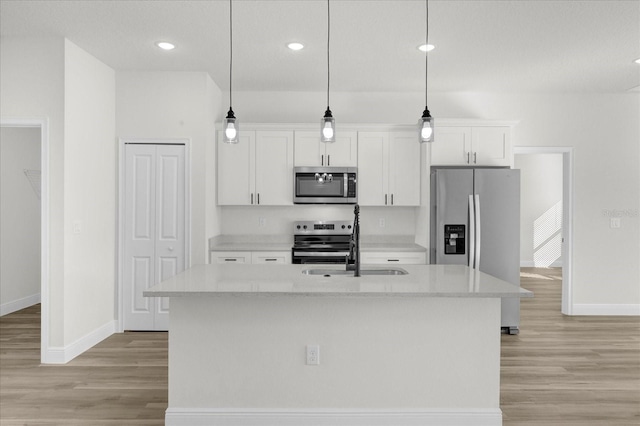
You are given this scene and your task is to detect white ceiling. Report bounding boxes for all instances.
[1,0,639,93]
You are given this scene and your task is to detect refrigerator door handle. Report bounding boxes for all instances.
[468,195,475,268]
[474,194,481,269]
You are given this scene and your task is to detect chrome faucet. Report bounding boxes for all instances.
[346,204,361,277]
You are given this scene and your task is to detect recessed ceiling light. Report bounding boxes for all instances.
[418,44,435,52]
[156,41,175,51]
[287,42,304,51]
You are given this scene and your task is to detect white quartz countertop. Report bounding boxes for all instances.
[144,263,532,298]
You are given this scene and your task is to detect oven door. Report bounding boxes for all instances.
[291,249,352,264]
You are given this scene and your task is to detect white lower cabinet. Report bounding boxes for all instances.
[211,251,252,264]
[361,251,427,265]
[251,251,292,264]
[210,251,291,264]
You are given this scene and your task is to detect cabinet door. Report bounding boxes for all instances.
[471,127,511,166]
[389,132,421,206]
[255,131,294,205]
[217,131,255,205]
[360,252,426,264]
[357,132,389,206]
[325,131,358,167]
[294,131,323,166]
[210,251,251,264]
[252,251,292,264]
[431,127,472,165]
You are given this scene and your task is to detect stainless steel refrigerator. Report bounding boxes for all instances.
[430,167,521,334]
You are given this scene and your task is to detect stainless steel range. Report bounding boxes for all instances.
[292,220,354,264]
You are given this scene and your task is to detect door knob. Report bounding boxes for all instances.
[168,246,174,251]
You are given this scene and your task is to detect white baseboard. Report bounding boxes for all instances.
[520,260,563,268]
[165,408,503,426]
[0,293,40,316]
[42,320,116,364]
[572,304,640,316]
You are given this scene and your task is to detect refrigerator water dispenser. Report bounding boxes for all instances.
[444,225,466,254]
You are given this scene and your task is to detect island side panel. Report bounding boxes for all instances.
[168,295,501,411]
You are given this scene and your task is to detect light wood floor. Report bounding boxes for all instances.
[1,268,638,425]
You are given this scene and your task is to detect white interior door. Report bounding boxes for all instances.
[123,143,185,330]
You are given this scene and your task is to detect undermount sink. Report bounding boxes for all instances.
[302,268,408,276]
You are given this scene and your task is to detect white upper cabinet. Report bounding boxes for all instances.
[294,130,358,167]
[431,125,511,166]
[358,131,421,206]
[218,130,293,205]
[218,131,254,205]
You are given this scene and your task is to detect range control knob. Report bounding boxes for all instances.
[296,225,301,229]
[303,225,308,230]
[348,225,352,229]
[341,225,346,229]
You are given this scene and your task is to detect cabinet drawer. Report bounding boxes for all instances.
[252,251,292,264]
[361,252,426,265]
[210,251,251,264]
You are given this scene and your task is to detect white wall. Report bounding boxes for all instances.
[0,37,66,346]
[63,39,116,346]
[515,153,563,267]
[0,127,41,314]
[116,71,222,265]
[230,90,640,308]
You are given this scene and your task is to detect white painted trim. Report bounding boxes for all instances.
[572,304,640,316]
[513,147,574,315]
[520,260,563,268]
[165,408,503,426]
[42,320,116,364]
[116,138,192,332]
[0,117,50,364]
[0,293,41,316]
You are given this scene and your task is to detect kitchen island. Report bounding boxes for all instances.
[145,263,531,426]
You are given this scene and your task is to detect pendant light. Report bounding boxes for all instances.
[321,0,335,143]
[419,0,434,143]
[223,0,239,143]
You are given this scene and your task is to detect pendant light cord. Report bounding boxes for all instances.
[229,0,233,109]
[327,0,331,109]
[425,0,429,108]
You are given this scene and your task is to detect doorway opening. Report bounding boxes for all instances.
[0,117,49,361]
[514,147,573,315]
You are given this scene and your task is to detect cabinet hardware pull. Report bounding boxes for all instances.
[467,152,470,164]
[321,155,324,166]
[224,258,237,262]
[251,193,254,204]
[385,194,388,205]
[474,152,477,163]
[388,259,400,262]
[257,193,260,204]
[391,194,394,205]
[327,155,330,166]
[265,258,277,262]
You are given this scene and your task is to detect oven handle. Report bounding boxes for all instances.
[293,251,351,257]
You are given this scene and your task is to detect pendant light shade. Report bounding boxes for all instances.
[321,0,336,143]
[223,0,238,144]
[321,107,335,142]
[420,107,433,143]
[418,0,434,143]
[224,107,238,143]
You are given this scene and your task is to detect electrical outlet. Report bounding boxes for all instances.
[379,218,386,228]
[259,217,266,227]
[306,344,320,365]
[610,217,621,228]
[73,220,82,234]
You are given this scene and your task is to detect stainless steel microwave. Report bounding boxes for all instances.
[293,167,357,204]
